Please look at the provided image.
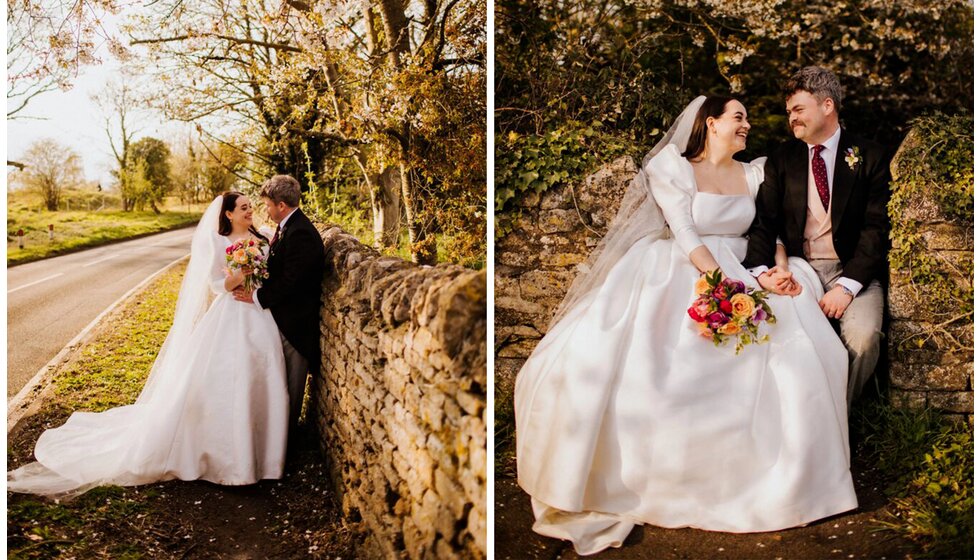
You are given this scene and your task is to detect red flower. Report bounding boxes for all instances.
[719,299,733,314]
[687,306,705,322]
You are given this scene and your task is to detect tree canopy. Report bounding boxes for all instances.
[495,0,973,227]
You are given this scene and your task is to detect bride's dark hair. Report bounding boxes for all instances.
[217,191,269,241]
[681,95,737,160]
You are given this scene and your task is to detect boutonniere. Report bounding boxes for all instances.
[844,146,862,170]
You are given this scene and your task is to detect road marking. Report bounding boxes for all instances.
[83,255,118,267]
[7,273,65,294]
[8,254,191,431]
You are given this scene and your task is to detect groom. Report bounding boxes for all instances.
[744,66,891,410]
[235,174,324,428]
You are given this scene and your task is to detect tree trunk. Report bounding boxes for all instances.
[399,157,436,265]
[371,166,401,249]
[375,0,435,264]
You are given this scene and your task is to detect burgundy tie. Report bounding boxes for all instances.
[271,224,281,246]
[812,145,830,211]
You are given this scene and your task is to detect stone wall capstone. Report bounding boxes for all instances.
[317,226,487,559]
[495,156,637,399]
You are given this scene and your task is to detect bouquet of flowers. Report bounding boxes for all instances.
[687,269,776,354]
[225,238,269,291]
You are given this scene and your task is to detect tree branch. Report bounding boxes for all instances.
[131,34,301,53]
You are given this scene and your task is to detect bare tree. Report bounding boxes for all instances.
[16,138,84,210]
[94,79,142,211]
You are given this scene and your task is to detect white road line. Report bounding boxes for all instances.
[83,255,118,267]
[7,273,65,294]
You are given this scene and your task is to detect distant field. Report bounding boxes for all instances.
[7,192,206,266]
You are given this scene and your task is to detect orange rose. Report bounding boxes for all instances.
[695,276,711,295]
[233,248,249,264]
[719,322,741,335]
[696,321,713,338]
[730,293,756,319]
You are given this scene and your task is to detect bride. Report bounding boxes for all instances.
[8,192,290,498]
[514,96,857,555]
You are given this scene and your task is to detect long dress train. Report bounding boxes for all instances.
[8,199,289,499]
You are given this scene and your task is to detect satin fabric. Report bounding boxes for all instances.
[8,233,289,498]
[514,154,857,555]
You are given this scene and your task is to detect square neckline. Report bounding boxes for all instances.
[685,159,754,197]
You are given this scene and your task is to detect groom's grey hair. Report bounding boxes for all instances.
[260,175,302,207]
[785,66,843,114]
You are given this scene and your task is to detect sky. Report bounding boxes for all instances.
[6,15,183,188]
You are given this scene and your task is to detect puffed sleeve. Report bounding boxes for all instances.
[209,234,229,295]
[644,144,704,256]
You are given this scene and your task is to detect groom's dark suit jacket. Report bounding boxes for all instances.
[743,129,891,287]
[258,208,324,371]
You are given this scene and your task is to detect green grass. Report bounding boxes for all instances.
[53,263,185,411]
[853,400,974,559]
[7,208,202,266]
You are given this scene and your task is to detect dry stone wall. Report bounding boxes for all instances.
[495,156,637,398]
[316,226,487,559]
[887,128,974,422]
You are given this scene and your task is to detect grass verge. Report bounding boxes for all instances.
[853,400,974,559]
[7,262,356,559]
[7,209,201,266]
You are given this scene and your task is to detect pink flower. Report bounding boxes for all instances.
[706,312,728,327]
[712,284,728,300]
[752,306,768,323]
[695,300,712,318]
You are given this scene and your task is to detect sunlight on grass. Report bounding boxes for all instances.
[54,263,185,411]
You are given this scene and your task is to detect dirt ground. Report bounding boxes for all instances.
[494,447,920,560]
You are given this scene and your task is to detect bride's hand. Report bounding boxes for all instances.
[225,267,246,290]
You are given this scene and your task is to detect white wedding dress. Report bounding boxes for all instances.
[8,198,289,498]
[515,144,857,555]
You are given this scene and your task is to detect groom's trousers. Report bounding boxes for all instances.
[280,332,309,427]
[809,259,885,411]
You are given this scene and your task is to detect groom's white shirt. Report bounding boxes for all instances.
[748,126,863,296]
[251,207,300,306]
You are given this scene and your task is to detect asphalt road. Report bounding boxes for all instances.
[7,227,196,397]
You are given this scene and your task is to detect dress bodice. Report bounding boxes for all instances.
[644,144,766,256]
[691,192,756,237]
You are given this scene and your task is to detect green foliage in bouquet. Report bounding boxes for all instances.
[689,270,775,355]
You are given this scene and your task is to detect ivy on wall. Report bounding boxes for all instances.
[494,123,631,240]
[888,114,973,352]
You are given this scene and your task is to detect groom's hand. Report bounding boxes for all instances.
[233,286,254,303]
[819,286,853,319]
[758,269,802,296]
